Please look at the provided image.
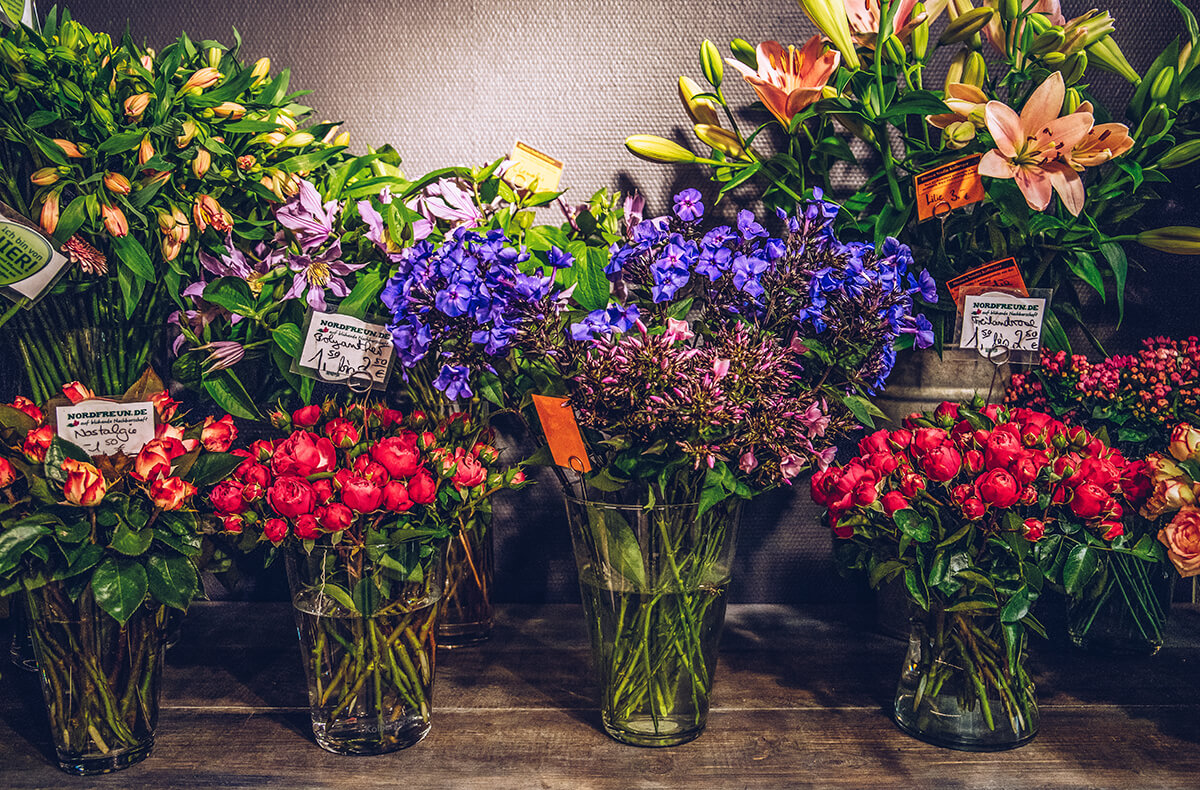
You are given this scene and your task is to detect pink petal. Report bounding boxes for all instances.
[1019,72,1065,135]
[984,102,1022,158]
[1013,166,1053,211]
[978,150,1016,180]
[1041,111,1094,152]
[1046,162,1086,216]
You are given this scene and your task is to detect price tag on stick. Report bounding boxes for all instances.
[913,154,985,222]
[946,257,1028,310]
[294,311,395,392]
[502,141,564,193]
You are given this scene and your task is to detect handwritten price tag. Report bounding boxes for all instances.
[297,312,394,391]
[502,141,563,192]
[959,293,1046,358]
[55,401,156,457]
[913,155,985,222]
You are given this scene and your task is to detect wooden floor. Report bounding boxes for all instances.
[2,601,1199,789]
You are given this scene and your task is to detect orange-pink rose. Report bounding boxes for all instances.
[62,458,107,506]
[1158,508,1200,578]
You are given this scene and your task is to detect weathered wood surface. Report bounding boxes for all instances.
[2,603,1198,789]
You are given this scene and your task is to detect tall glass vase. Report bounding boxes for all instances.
[438,507,494,647]
[564,495,740,747]
[1066,551,1176,656]
[24,582,167,775]
[894,604,1039,751]
[285,539,447,755]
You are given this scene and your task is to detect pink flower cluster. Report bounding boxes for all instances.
[812,401,1150,542]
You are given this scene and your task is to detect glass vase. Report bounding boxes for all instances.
[24,582,167,775]
[894,605,1038,751]
[564,496,740,747]
[1067,551,1176,656]
[285,540,446,755]
[438,508,494,647]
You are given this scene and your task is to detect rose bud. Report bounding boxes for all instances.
[1010,453,1039,486]
[324,417,361,449]
[507,469,527,486]
[61,381,95,404]
[1069,481,1113,520]
[150,476,196,511]
[210,480,248,515]
[201,414,238,452]
[241,482,265,503]
[980,404,1002,421]
[961,497,986,520]
[1019,486,1038,505]
[382,480,413,512]
[384,408,408,428]
[880,490,908,517]
[249,439,277,462]
[852,481,877,507]
[149,390,180,420]
[222,515,245,534]
[1169,423,1200,463]
[22,425,54,462]
[950,420,976,449]
[964,449,984,475]
[269,409,292,431]
[370,435,422,479]
[319,502,354,532]
[293,514,321,540]
[312,478,335,505]
[472,443,500,465]
[1101,520,1124,540]
[887,429,913,451]
[1023,518,1045,542]
[292,404,321,427]
[1121,462,1153,505]
[263,517,288,543]
[920,444,962,482]
[984,430,1023,471]
[236,460,273,490]
[1159,509,1200,577]
[418,431,437,451]
[351,455,390,486]
[977,468,1021,509]
[341,474,384,512]
[934,401,960,423]
[899,473,926,498]
[407,470,437,504]
[62,458,107,506]
[10,396,43,423]
[267,476,317,519]
[0,458,14,487]
[133,442,174,482]
[951,483,973,506]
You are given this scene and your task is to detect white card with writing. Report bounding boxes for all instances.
[56,401,156,457]
[959,293,1046,358]
[297,311,394,390]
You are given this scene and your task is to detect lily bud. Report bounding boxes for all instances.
[1137,226,1200,255]
[1087,35,1139,83]
[939,7,993,45]
[212,101,246,119]
[1061,51,1087,85]
[274,111,298,132]
[1150,67,1177,103]
[30,167,60,186]
[181,66,221,94]
[796,0,861,70]
[1158,139,1200,170]
[251,56,271,85]
[1000,0,1019,24]
[625,135,698,163]
[945,51,968,90]
[1136,104,1170,140]
[140,53,154,72]
[192,147,211,179]
[730,38,757,68]
[53,139,85,158]
[1028,28,1065,56]
[1043,51,1067,66]
[100,203,129,237]
[138,136,155,166]
[40,191,59,235]
[912,4,930,61]
[206,47,223,69]
[280,131,315,148]
[258,131,287,146]
[962,51,987,88]
[882,36,907,65]
[693,124,748,158]
[1024,12,1053,35]
[176,119,198,148]
[1064,87,1083,114]
[332,131,350,147]
[700,39,723,88]
[678,75,720,126]
[103,172,131,195]
[124,92,151,121]
[943,120,977,149]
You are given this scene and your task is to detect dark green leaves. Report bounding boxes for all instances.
[146,555,198,611]
[893,509,933,543]
[92,556,149,624]
[203,276,257,316]
[585,504,646,588]
[1062,544,1100,596]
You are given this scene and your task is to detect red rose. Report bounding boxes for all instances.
[864,451,900,478]
[150,476,196,511]
[0,458,14,488]
[1019,486,1038,505]
[22,425,53,462]
[920,444,961,482]
[1101,520,1124,540]
[324,418,361,449]
[241,482,265,503]
[964,449,984,475]
[370,435,422,478]
[810,467,841,506]
[1072,456,1120,490]
[210,480,247,515]
[319,502,353,532]
[62,381,95,405]
[1121,461,1153,506]
[1069,481,1111,520]
[267,475,317,519]
[341,474,384,512]
[293,514,321,540]
[888,429,912,451]
[881,490,908,516]
[858,429,890,455]
[1011,453,1038,486]
[1013,409,1054,445]
[312,478,335,505]
[950,483,973,506]
[271,431,337,477]
[133,442,174,483]
[407,469,437,504]
[63,458,106,506]
[201,414,238,452]
[984,430,1023,471]
[151,390,181,421]
[382,480,413,512]
[452,454,488,489]
[292,404,321,427]
[248,439,278,462]
[912,427,948,456]
[352,455,390,486]
[223,515,244,534]
[9,396,42,423]
[934,401,960,422]
[950,420,976,449]
[899,473,926,498]
[977,468,1020,508]
[1023,518,1045,541]
[980,404,1002,421]
[961,497,985,520]
[263,517,288,543]
[236,461,272,490]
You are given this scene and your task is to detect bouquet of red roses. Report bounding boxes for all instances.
[812,399,1149,748]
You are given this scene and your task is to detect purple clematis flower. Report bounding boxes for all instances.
[275,179,340,251]
[284,240,365,311]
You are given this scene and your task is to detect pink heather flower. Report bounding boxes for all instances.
[712,358,731,381]
[663,318,695,343]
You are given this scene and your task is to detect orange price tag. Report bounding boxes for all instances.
[946,257,1028,309]
[502,140,564,192]
[913,154,985,222]
[532,394,591,473]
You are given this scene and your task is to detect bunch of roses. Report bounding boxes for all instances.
[3,382,235,512]
[1139,423,1200,578]
[811,400,1150,544]
[208,401,527,544]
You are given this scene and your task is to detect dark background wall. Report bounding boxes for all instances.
[62,0,1200,603]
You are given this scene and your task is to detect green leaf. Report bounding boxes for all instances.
[893,509,932,543]
[272,322,303,358]
[278,146,347,174]
[183,451,243,487]
[868,559,905,587]
[202,371,261,420]
[585,504,646,588]
[1098,242,1127,325]
[91,556,149,625]
[1042,309,1071,355]
[203,276,257,316]
[110,233,156,282]
[0,524,51,575]
[53,195,89,245]
[525,225,569,252]
[352,578,382,616]
[945,597,998,612]
[1066,251,1105,302]
[698,461,733,516]
[96,131,145,155]
[1062,544,1100,596]
[1000,584,1033,623]
[44,437,91,483]
[717,161,763,194]
[60,542,104,579]
[146,554,198,610]
[903,567,928,611]
[842,393,886,429]
[879,91,950,121]
[565,242,612,312]
[109,521,154,556]
[335,270,385,320]
[0,404,36,434]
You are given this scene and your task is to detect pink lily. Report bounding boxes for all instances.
[725,37,840,126]
[844,0,937,42]
[977,72,1093,216]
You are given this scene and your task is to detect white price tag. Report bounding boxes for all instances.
[959,293,1046,358]
[296,311,394,391]
[56,400,156,457]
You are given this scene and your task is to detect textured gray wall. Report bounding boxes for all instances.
[76,0,1198,603]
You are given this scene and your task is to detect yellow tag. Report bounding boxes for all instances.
[946,257,1028,310]
[503,141,564,192]
[913,154,985,222]
[532,394,591,473]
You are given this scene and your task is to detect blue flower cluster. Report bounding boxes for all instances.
[381,226,565,399]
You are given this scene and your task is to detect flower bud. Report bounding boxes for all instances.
[1028,27,1065,56]
[1137,226,1200,255]
[999,0,1019,23]
[53,139,85,158]
[911,5,930,61]
[192,147,211,179]
[213,101,245,119]
[180,66,221,94]
[882,36,906,66]
[729,38,757,68]
[0,457,14,488]
[176,119,198,148]
[124,91,152,121]
[63,458,107,507]
[1136,104,1170,140]
[678,75,720,127]
[1061,51,1087,86]
[1087,34,1139,83]
[251,56,271,85]
[1063,87,1082,114]
[1150,66,1177,103]
[280,131,315,148]
[39,191,59,235]
[1024,12,1053,35]
[102,172,131,196]
[138,136,155,165]
[943,120,976,149]
[944,50,967,90]
[625,135,697,163]
[939,7,994,45]
[30,167,59,186]
[961,51,987,88]
[1158,139,1200,170]
[700,39,723,88]
[101,203,129,237]
[693,123,748,158]
[332,131,350,147]
[206,47,223,69]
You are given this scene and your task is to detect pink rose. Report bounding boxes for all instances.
[382,480,413,512]
[201,414,238,452]
[407,469,437,504]
[370,435,422,478]
[341,474,384,513]
[319,502,354,532]
[1169,423,1200,463]
[1159,508,1200,577]
[267,475,317,519]
[920,444,961,482]
[210,480,247,515]
[977,468,1020,509]
[263,517,288,543]
[271,431,337,477]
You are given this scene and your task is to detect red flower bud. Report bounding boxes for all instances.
[382,480,413,512]
[292,404,321,427]
[294,514,321,540]
[10,396,43,423]
[271,431,337,477]
[341,474,384,512]
[312,478,335,505]
[63,458,107,506]
[150,475,197,511]
[977,468,1020,508]
[881,490,908,516]
[319,502,353,532]
[324,417,361,449]
[0,458,14,488]
[858,429,890,455]
[263,517,288,543]
[1022,518,1045,541]
[453,454,488,489]
[351,455,390,486]
[407,469,437,504]
[210,480,247,515]
[1101,520,1124,540]
[1070,481,1112,520]
[912,427,948,456]
[920,444,961,482]
[223,515,245,534]
[961,497,986,520]
[22,425,54,463]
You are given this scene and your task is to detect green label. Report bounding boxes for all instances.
[0,220,51,286]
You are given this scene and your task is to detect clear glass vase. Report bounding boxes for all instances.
[438,508,494,647]
[894,607,1038,751]
[564,496,740,747]
[24,583,167,775]
[285,540,446,755]
[1067,551,1176,656]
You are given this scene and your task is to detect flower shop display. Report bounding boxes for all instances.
[628,0,1200,351]
[813,399,1149,750]
[0,374,240,774]
[0,11,346,401]
[209,399,527,754]
[1005,339,1199,652]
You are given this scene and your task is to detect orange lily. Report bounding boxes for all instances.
[977,72,1093,215]
[725,37,840,126]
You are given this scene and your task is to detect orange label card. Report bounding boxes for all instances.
[946,257,1028,309]
[532,394,591,473]
[502,140,564,192]
[914,154,985,221]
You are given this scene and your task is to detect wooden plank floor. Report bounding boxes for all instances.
[2,602,1198,789]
